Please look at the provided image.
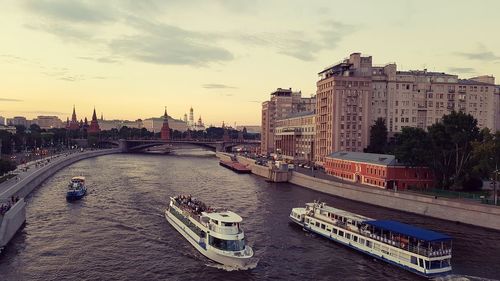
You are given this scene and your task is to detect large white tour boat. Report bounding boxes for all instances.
[290,201,452,278]
[165,195,254,268]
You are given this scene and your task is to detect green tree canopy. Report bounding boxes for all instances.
[365,118,388,154]
[394,127,431,167]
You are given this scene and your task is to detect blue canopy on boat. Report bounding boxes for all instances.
[365,220,452,242]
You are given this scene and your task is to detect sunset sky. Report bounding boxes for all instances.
[1,0,499,126]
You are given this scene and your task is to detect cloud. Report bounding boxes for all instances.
[25,0,114,23]
[232,21,357,61]
[8,110,68,115]
[456,51,500,61]
[58,76,82,82]
[448,67,476,74]
[78,56,120,64]
[109,18,233,66]
[202,83,236,89]
[0,98,23,102]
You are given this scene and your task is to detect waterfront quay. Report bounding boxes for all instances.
[217,153,500,231]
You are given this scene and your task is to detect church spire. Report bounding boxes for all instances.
[92,107,98,121]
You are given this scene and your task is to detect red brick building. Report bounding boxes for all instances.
[324,151,434,190]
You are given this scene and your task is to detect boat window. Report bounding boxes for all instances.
[305,218,309,223]
[345,233,351,240]
[353,236,358,242]
[428,260,444,269]
[315,222,320,227]
[333,228,338,235]
[366,240,372,248]
[338,230,344,237]
[208,236,245,251]
[442,259,451,268]
[419,258,424,268]
[321,224,326,230]
[411,256,417,265]
[359,238,364,245]
[222,222,233,227]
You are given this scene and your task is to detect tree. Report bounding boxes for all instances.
[394,127,431,167]
[428,111,480,189]
[472,128,500,179]
[0,159,16,176]
[365,118,388,154]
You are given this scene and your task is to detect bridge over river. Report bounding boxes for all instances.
[103,139,260,153]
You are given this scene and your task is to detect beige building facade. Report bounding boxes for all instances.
[315,53,372,164]
[34,116,63,129]
[314,52,499,165]
[260,88,316,154]
[371,66,498,134]
[274,112,315,162]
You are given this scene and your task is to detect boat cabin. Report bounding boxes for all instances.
[363,220,452,268]
[69,176,85,190]
[305,202,372,232]
[203,211,242,235]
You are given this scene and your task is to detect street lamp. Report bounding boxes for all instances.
[493,168,499,206]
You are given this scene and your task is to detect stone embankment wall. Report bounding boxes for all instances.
[2,149,120,199]
[289,172,500,231]
[0,200,26,249]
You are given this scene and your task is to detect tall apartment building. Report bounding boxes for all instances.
[315,52,499,164]
[371,66,498,133]
[315,53,372,164]
[495,85,500,132]
[261,88,316,154]
[274,111,315,162]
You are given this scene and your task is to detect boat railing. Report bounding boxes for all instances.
[366,233,451,257]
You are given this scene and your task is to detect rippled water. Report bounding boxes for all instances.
[1,151,499,281]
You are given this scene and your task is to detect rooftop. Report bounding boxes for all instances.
[365,220,452,242]
[306,202,373,222]
[458,79,495,86]
[204,210,243,223]
[397,70,456,77]
[327,151,402,166]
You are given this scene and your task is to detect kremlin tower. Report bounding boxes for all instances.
[88,108,101,134]
[160,107,171,141]
[68,106,80,130]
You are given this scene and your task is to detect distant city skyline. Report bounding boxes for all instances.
[1,1,499,125]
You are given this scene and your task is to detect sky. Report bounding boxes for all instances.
[1,0,499,126]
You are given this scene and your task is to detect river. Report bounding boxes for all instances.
[0,151,499,281]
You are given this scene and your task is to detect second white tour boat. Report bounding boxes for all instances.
[290,201,452,278]
[165,195,254,268]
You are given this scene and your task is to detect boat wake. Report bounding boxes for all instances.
[431,274,499,281]
[205,258,259,271]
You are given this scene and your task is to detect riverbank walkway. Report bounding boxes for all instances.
[0,149,117,199]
